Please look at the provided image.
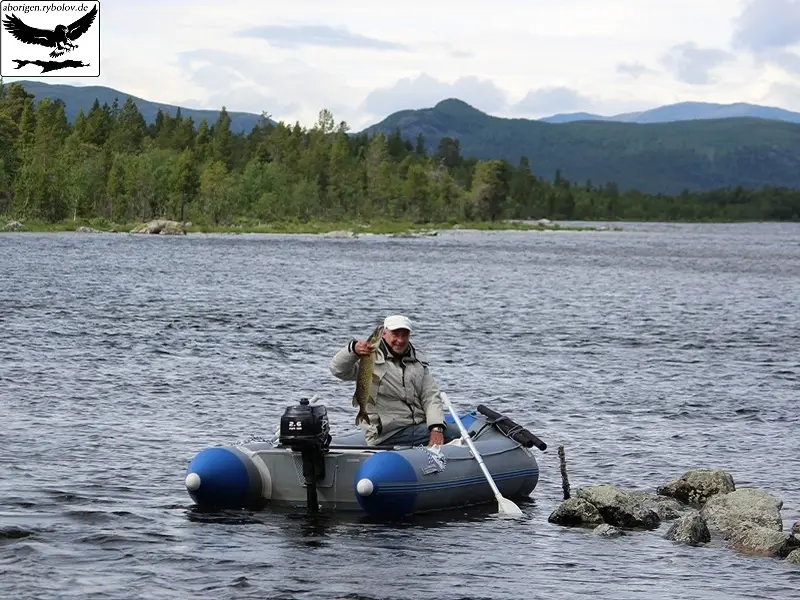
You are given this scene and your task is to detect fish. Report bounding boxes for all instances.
[353,324,384,426]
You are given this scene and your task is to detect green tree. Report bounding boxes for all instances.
[0,82,34,123]
[470,160,510,221]
[198,159,229,225]
[365,132,392,219]
[403,163,431,221]
[105,153,126,221]
[212,107,234,168]
[81,100,113,146]
[415,133,427,157]
[108,97,147,154]
[436,137,462,169]
[172,148,200,223]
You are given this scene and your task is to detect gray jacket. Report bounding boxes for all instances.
[329,338,446,445]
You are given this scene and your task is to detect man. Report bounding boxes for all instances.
[329,314,458,447]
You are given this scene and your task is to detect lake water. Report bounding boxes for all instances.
[2,222,799,599]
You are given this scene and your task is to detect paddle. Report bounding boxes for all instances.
[440,392,523,518]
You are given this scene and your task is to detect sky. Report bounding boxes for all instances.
[3,0,800,130]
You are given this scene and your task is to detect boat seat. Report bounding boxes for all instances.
[330,430,370,447]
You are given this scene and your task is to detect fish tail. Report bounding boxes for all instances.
[355,407,371,426]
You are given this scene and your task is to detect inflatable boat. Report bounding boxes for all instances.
[183,397,546,519]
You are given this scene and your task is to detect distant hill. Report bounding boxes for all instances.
[540,111,608,124]
[4,80,267,133]
[363,99,800,194]
[540,101,800,124]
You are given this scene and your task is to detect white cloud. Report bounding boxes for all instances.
[3,0,799,129]
[236,25,410,51]
[770,51,800,74]
[732,0,800,52]
[763,82,800,111]
[616,62,657,79]
[360,74,508,116]
[171,49,367,125]
[660,43,735,85]
[727,1,800,94]
[512,87,597,116]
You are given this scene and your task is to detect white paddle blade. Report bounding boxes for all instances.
[497,496,523,517]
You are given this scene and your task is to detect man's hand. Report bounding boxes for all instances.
[428,429,444,446]
[353,340,377,356]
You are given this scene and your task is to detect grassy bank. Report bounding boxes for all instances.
[0,216,138,233]
[0,216,610,234]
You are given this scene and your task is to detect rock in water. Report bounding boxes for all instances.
[701,488,783,537]
[727,522,800,558]
[547,497,605,527]
[665,510,711,546]
[575,485,661,530]
[657,469,735,505]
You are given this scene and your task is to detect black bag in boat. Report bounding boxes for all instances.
[476,405,547,451]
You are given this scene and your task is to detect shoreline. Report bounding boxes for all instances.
[4,216,797,236]
[1,218,619,235]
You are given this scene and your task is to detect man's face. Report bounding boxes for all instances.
[383,328,410,354]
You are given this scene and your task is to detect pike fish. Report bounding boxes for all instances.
[353,324,384,426]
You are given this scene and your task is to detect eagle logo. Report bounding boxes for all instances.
[2,5,98,58]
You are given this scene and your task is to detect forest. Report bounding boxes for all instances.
[1,80,798,229]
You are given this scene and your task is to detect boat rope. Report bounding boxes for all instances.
[233,434,275,446]
[481,418,527,449]
[414,445,448,473]
[411,442,519,461]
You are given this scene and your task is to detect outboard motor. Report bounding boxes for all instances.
[279,398,332,513]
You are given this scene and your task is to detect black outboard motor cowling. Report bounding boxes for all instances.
[279,398,331,451]
[278,398,332,513]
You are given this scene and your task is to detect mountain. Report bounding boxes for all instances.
[364,98,800,194]
[539,111,607,123]
[4,80,267,133]
[540,101,800,124]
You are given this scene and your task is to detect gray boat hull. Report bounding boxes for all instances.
[184,409,541,519]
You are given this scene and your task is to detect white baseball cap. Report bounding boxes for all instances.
[383,314,413,332]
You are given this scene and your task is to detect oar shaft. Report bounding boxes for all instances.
[446,399,502,497]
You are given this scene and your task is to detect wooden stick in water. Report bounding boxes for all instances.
[558,445,571,500]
